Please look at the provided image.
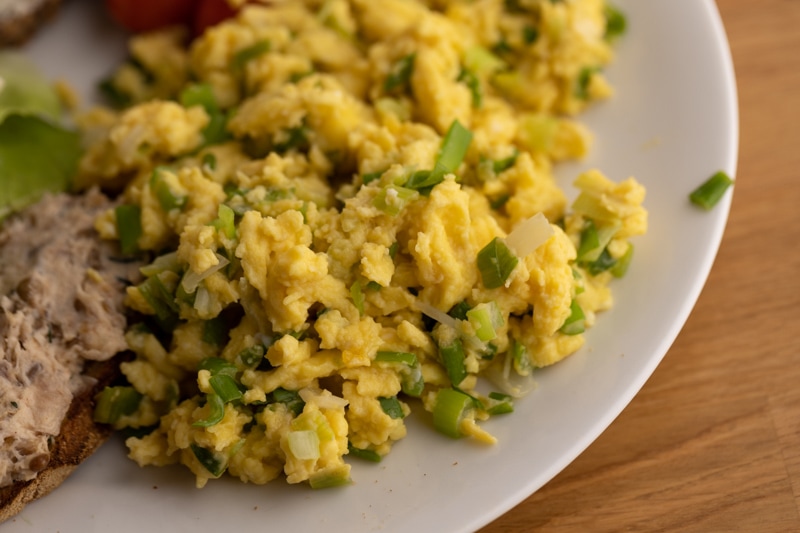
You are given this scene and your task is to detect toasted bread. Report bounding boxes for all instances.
[0,190,141,523]
[0,354,128,522]
[0,0,62,47]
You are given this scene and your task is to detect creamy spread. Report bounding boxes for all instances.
[0,189,139,488]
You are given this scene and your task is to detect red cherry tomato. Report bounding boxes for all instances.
[104,0,196,33]
[192,0,239,36]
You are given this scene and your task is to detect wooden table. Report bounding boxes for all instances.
[482,1,800,531]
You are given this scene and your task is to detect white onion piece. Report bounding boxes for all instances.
[504,212,554,257]
[181,253,230,293]
[193,285,211,314]
[484,362,538,398]
[413,300,459,331]
[299,388,349,409]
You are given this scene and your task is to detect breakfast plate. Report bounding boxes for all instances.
[7,0,737,531]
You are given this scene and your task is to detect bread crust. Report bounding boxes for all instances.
[0,0,63,46]
[0,353,128,523]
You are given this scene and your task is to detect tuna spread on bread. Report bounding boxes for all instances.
[0,189,139,488]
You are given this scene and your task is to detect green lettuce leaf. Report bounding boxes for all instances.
[0,52,82,220]
[0,52,62,123]
[0,115,81,220]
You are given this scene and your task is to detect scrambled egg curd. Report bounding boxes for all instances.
[82,0,646,489]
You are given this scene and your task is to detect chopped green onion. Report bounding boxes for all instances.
[190,443,226,477]
[271,388,305,416]
[575,67,597,100]
[404,120,473,190]
[492,150,519,174]
[511,340,532,376]
[202,315,230,347]
[139,251,180,277]
[374,97,411,121]
[453,386,485,411]
[517,113,558,152]
[375,351,424,397]
[440,338,467,386]
[458,68,482,108]
[287,430,321,460]
[432,388,472,438]
[289,70,314,83]
[179,83,218,114]
[115,204,142,256]
[202,152,217,171]
[466,301,503,342]
[490,39,513,57]
[98,78,131,109]
[93,386,142,424]
[577,219,619,262]
[432,119,472,180]
[378,396,405,419]
[210,204,236,239]
[689,170,734,210]
[198,357,238,378]
[481,342,498,360]
[209,374,243,403]
[264,187,294,202]
[604,4,627,41]
[201,110,231,147]
[384,53,415,93]
[193,393,225,427]
[348,443,382,462]
[610,243,634,278]
[309,467,352,489]
[477,151,519,182]
[375,351,418,366]
[150,168,186,212]
[137,273,179,330]
[373,184,419,215]
[477,158,496,182]
[362,169,385,185]
[488,391,512,401]
[403,169,436,190]
[560,299,586,335]
[232,40,271,71]
[523,25,539,44]
[485,391,514,415]
[350,280,365,315]
[586,248,617,275]
[504,0,525,13]
[477,237,519,289]
[448,300,472,321]
[236,344,266,367]
[401,364,425,397]
[490,194,511,210]
[273,124,310,154]
[463,45,506,76]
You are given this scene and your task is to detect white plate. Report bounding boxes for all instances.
[8,1,737,531]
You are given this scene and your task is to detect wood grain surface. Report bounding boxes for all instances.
[481,1,800,531]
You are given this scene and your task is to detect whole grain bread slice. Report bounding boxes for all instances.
[0,191,142,523]
[0,353,129,522]
[0,0,63,47]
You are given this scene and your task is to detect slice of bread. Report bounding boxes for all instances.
[0,0,63,46]
[0,190,141,523]
[0,354,128,522]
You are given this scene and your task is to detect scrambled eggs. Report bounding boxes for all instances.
[82,0,647,489]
